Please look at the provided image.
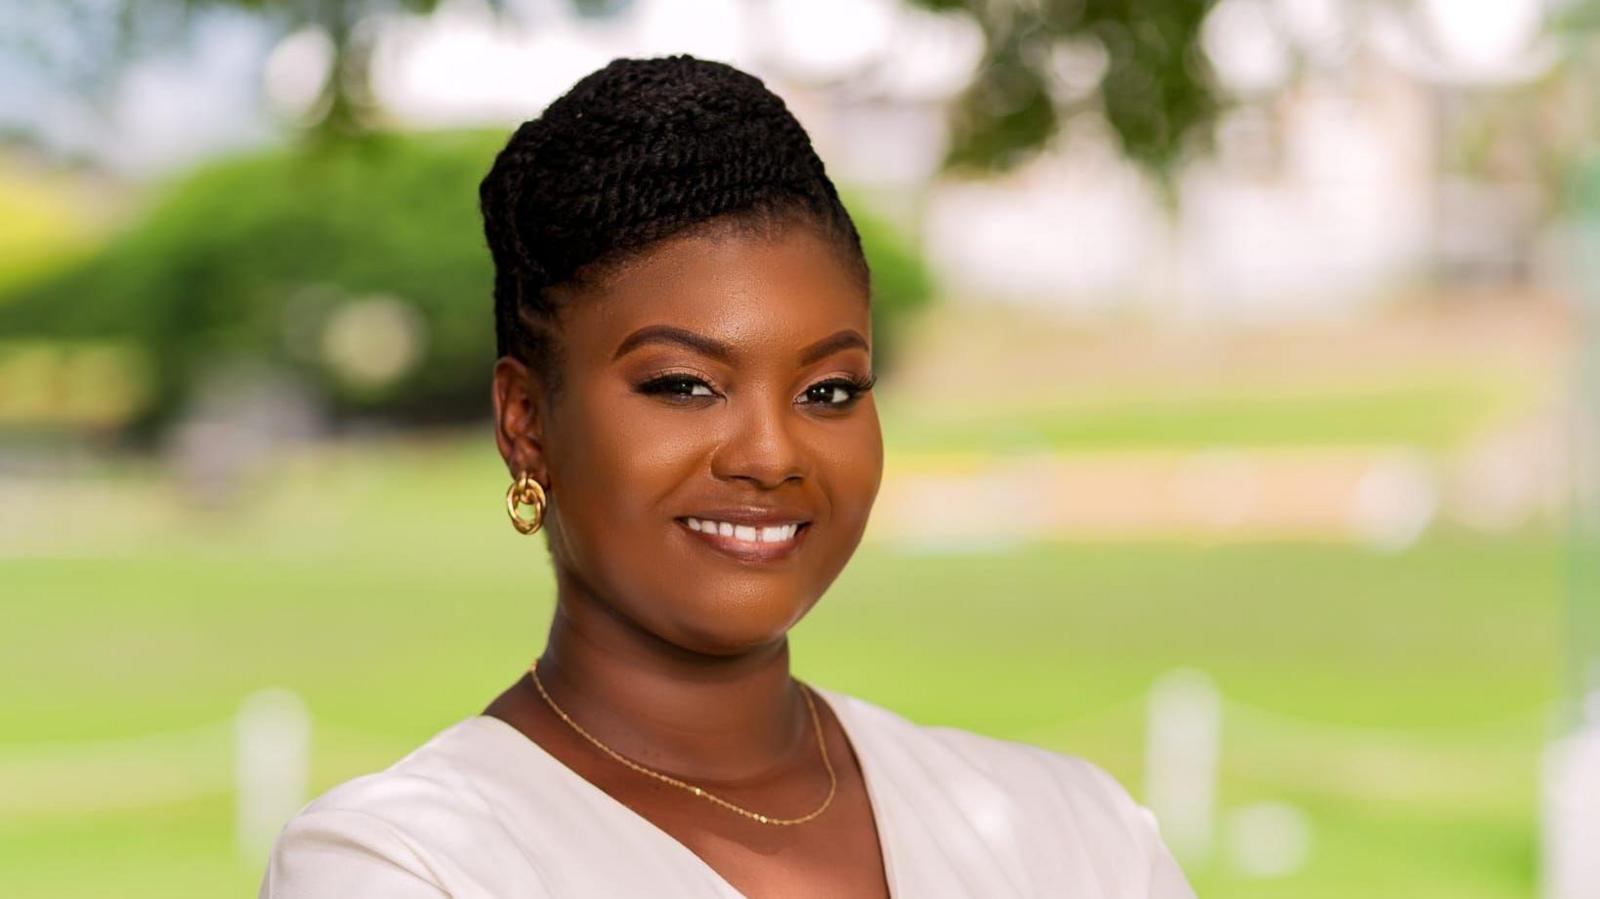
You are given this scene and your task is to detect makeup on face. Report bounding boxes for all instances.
[615,323,873,567]
[536,226,884,649]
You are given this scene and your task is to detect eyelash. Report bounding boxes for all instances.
[637,372,877,409]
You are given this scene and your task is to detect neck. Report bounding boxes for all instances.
[531,568,811,784]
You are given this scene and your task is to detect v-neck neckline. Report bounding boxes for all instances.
[470,683,901,899]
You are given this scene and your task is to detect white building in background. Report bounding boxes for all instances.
[913,0,1558,324]
[914,81,1433,323]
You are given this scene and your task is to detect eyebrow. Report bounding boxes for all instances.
[612,325,868,365]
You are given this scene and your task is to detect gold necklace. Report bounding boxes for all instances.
[527,659,837,826]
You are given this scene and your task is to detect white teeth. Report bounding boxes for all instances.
[683,518,802,544]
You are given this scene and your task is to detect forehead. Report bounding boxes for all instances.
[557,225,870,364]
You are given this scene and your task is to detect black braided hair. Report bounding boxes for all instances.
[479,54,870,399]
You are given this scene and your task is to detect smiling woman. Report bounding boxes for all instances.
[257,54,1193,899]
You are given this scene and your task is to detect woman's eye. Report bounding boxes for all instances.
[639,373,873,407]
[801,378,871,408]
[639,375,717,400]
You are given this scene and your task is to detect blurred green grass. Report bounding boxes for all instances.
[0,426,1559,898]
[878,371,1531,454]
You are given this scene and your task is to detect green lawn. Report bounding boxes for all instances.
[877,371,1533,455]
[0,430,1561,898]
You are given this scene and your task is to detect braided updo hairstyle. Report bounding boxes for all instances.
[479,54,870,400]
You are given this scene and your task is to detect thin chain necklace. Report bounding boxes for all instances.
[527,658,837,826]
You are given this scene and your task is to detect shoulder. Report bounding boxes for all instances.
[817,686,1196,898]
[821,685,1143,813]
[259,717,548,899]
[930,717,1156,832]
[295,717,499,818]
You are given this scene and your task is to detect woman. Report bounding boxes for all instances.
[260,54,1194,898]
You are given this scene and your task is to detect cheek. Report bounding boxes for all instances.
[546,389,713,585]
[559,399,699,531]
[810,407,885,551]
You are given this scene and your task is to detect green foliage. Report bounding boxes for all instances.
[0,131,499,436]
[0,130,934,437]
[913,0,1222,186]
[846,196,935,374]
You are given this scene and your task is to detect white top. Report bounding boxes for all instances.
[259,686,1195,898]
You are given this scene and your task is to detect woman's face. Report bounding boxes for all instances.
[498,222,883,656]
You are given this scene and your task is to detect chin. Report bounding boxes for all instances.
[663,591,813,656]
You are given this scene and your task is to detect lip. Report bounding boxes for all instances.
[675,514,813,563]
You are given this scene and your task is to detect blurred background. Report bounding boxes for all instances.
[4,0,1600,896]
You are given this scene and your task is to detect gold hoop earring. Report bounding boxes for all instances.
[506,472,547,535]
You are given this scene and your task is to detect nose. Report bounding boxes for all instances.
[709,388,807,489]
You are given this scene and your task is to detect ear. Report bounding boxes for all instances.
[492,355,552,488]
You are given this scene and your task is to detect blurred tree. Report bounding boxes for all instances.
[908,0,1222,189]
[8,0,622,144]
[0,0,936,443]
[8,0,1221,178]
[0,130,933,442]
